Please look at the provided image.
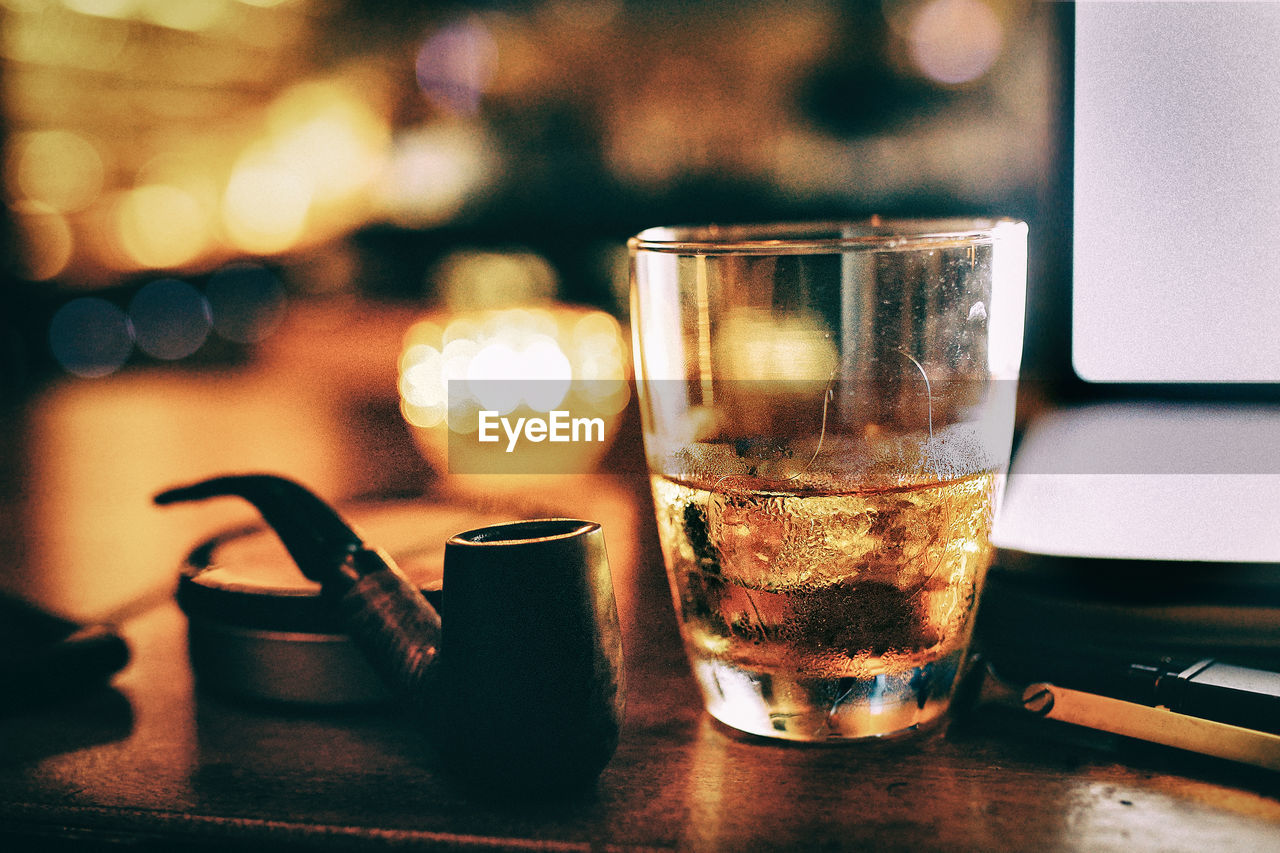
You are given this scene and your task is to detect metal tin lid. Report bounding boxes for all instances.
[175,497,514,705]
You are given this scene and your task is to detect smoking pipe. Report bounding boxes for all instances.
[156,473,624,793]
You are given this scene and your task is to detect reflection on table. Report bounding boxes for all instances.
[0,300,1277,851]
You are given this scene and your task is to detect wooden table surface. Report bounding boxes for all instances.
[1,302,1277,851]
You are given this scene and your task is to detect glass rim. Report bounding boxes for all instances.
[628,217,1027,255]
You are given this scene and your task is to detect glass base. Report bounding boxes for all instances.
[692,650,963,742]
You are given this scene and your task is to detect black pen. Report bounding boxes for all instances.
[974,647,1280,771]
[984,644,1280,732]
[1120,657,1280,736]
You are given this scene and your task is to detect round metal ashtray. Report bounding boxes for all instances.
[177,498,512,706]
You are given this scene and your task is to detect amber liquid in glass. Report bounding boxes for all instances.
[651,470,996,740]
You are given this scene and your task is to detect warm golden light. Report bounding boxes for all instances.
[1,0,381,281]
[569,311,629,414]
[268,80,390,206]
[433,249,558,310]
[399,305,631,477]
[222,152,313,254]
[402,319,444,351]
[115,184,212,269]
[60,0,135,20]
[138,0,228,31]
[442,317,480,346]
[718,308,839,386]
[441,336,479,384]
[399,344,448,428]
[7,130,105,213]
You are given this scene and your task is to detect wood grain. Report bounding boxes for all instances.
[1,305,1276,851]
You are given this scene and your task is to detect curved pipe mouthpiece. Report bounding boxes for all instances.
[156,474,624,795]
[155,473,442,711]
[155,474,365,586]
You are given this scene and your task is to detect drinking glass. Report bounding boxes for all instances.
[629,219,1026,741]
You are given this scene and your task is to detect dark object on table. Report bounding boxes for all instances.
[988,643,1280,737]
[174,504,455,706]
[437,518,625,794]
[155,473,624,794]
[0,592,129,714]
[964,650,1280,773]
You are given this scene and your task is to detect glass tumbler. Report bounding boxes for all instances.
[629,219,1026,741]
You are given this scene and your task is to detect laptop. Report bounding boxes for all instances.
[984,1,1280,655]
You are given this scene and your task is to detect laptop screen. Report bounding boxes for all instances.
[1072,1,1280,383]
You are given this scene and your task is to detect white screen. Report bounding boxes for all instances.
[1072,1,1280,382]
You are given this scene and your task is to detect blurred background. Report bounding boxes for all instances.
[0,0,1068,618]
[0,0,1065,383]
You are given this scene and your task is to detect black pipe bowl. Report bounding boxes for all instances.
[432,518,625,795]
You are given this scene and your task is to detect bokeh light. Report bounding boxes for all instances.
[460,324,577,414]
[128,278,212,360]
[267,80,391,207]
[546,0,622,30]
[49,297,134,378]
[206,263,287,344]
[59,0,137,22]
[114,184,212,270]
[402,318,444,351]
[399,305,631,471]
[399,344,447,426]
[374,123,495,228]
[6,130,105,213]
[138,0,228,31]
[222,150,313,255]
[432,249,558,310]
[719,309,838,386]
[570,311,629,411]
[907,0,1004,85]
[10,201,74,281]
[415,15,498,115]
[3,0,384,283]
